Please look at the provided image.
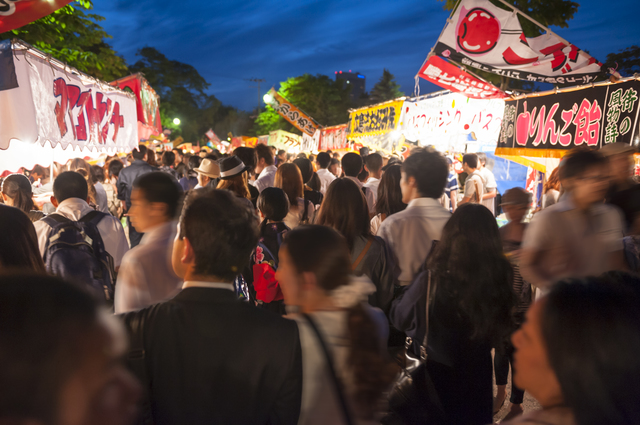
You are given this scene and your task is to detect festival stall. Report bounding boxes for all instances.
[110,73,162,141]
[347,99,405,153]
[0,39,139,174]
[267,130,303,153]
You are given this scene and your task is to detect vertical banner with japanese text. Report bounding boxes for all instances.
[265,88,319,137]
[496,79,640,157]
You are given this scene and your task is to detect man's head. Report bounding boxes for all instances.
[161,151,176,168]
[255,144,274,174]
[277,149,286,160]
[400,150,448,203]
[600,142,636,186]
[131,144,147,161]
[53,171,88,205]
[316,152,332,169]
[359,147,370,158]
[364,153,383,178]
[172,189,259,282]
[108,159,124,180]
[559,149,609,207]
[233,147,258,174]
[0,274,140,425]
[172,148,184,166]
[329,158,342,177]
[341,152,363,178]
[130,172,182,233]
[501,187,532,224]
[462,153,479,174]
[476,152,487,168]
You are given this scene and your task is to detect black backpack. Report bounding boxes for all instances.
[41,211,116,305]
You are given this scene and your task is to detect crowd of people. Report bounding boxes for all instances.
[1,141,640,425]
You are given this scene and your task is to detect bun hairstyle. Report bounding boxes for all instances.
[257,187,290,234]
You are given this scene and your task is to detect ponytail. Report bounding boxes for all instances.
[1,174,35,213]
[347,303,398,418]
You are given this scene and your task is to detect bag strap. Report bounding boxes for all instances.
[351,237,373,271]
[43,213,72,225]
[302,313,354,425]
[79,209,103,224]
[473,179,481,204]
[420,270,433,360]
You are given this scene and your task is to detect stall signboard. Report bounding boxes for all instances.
[268,130,302,151]
[266,88,319,137]
[110,74,162,139]
[418,56,506,99]
[301,129,320,152]
[399,92,505,151]
[348,100,404,151]
[496,79,640,157]
[320,124,349,151]
[432,0,602,85]
[257,135,269,146]
[0,42,138,153]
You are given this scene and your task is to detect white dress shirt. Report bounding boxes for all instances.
[345,176,376,215]
[252,165,277,193]
[378,197,451,285]
[478,167,497,214]
[364,177,380,206]
[34,197,129,267]
[114,221,183,313]
[316,168,336,194]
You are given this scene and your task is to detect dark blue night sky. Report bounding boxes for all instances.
[95,0,638,112]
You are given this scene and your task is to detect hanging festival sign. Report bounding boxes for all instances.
[399,92,505,150]
[301,129,320,152]
[320,124,349,151]
[348,100,405,152]
[110,74,162,139]
[431,0,602,85]
[418,55,506,99]
[0,41,138,153]
[264,88,319,137]
[0,0,73,33]
[496,79,640,158]
[268,130,302,151]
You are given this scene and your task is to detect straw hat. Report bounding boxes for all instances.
[194,158,220,178]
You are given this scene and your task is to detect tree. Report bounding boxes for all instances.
[130,47,252,143]
[369,69,404,103]
[604,45,640,77]
[0,0,129,81]
[252,74,351,136]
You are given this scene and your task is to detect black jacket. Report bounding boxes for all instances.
[117,160,157,209]
[122,287,303,425]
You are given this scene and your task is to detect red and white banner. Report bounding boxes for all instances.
[205,128,220,143]
[432,0,602,85]
[0,0,73,33]
[110,74,162,139]
[418,55,506,99]
[320,124,348,151]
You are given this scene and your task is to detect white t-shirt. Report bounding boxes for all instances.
[478,167,497,215]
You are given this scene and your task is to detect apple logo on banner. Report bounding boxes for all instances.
[456,7,501,55]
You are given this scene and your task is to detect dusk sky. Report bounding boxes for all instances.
[95,0,638,112]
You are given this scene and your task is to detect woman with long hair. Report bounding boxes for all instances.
[390,203,515,425]
[0,204,46,273]
[217,156,254,211]
[370,165,406,235]
[277,225,398,424]
[293,157,324,207]
[542,167,561,209]
[275,163,315,228]
[315,178,397,311]
[1,174,44,222]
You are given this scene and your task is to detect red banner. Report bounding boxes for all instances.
[110,74,162,137]
[418,55,507,99]
[0,0,73,33]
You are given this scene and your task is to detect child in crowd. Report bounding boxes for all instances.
[244,187,291,315]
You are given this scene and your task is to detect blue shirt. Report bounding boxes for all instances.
[445,173,458,198]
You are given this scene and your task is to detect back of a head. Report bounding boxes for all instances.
[108,159,124,179]
[429,203,514,339]
[296,152,307,159]
[188,155,202,170]
[317,152,331,169]
[91,165,105,183]
[131,144,147,161]
[233,147,257,173]
[544,167,561,193]
[316,178,370,251]
[180,189,258,281]
[376,164,406,216]
[341,152,363,177]
[282,225,351,292]
[476,152,487,166]
[162,151,175,167]
[543,276,640,425]
[559,149,606,181]
[133,172,183,219]
[0,205,46,272]
[255,144,274,165]
[293,157,313,184]
[402,150,448,199]
[275,163,303,205]
[359,147,370,158]
[1,174,34,213]
[258,187,290,223]
[365,153,383,174]
[53,171,89,203]
[66,158,92,181]
[0,274,97,423]
[462,153,478,169]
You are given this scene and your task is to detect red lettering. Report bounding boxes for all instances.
[53,78,68,137]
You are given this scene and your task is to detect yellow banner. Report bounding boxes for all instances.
[267,88,319,137]
[268,130,302,151]
[348,100,404,138]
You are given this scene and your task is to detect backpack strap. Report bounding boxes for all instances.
[79,210,105,225]
[42,213,72,225]
[473,179,481,203]
[352,237,374,271]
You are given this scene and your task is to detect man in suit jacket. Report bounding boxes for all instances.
[122,189,302,425]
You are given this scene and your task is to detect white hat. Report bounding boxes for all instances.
[194,158,220,178]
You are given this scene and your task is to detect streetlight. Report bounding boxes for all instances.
[263,93,274,104]
[173,118,181,125]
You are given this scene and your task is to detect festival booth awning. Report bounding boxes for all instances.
[496,77,640,173]
[347,99,405,153]
[268,130,303,152]
[110,73,162,141]
[0,39,139,173]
